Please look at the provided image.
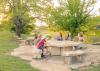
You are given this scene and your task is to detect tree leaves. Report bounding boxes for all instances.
[47,0,96,37]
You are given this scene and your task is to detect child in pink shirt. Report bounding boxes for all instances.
[35,37,46,58]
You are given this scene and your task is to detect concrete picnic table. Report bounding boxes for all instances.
[45,40,80,55]
[45,40,86,65]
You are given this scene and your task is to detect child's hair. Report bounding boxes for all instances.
[34,34,38,39]
[44,46,47,48]
[60,32,62,37]
[79,32,83,37]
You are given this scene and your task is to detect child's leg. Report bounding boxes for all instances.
[41,52,45,58]
[43,47,50,56]
[39,46,45,58]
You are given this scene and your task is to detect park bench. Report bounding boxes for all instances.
[62,50,86,65]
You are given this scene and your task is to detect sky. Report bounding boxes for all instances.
[93,0,100,16]
[52,0,100,16]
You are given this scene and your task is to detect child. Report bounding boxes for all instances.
[35,36,46,58]
[74,32,85,50]
[65,32,72,41]
[57,32,63,41]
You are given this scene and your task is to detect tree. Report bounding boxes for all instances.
[0,0,36,37]
[0,0,96,37]
[47,0,96,37]
[8,0,34,37]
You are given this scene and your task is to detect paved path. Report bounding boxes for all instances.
[11,40,71,71]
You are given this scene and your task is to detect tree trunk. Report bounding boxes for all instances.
[14,16,22,38]
[16,23,21,37]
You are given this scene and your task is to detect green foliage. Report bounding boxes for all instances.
[11,15,35,34]
[77,16,100,43]
[46,0,96,37]
[0,0,36,37]
[0,19,13,31]
[84,16,100,36]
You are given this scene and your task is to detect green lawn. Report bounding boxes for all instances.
[72,65,100,71]
[0,31,18,54]
[0,31,39,71]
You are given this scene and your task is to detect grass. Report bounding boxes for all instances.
[72,65,100,71]
[0,31,18,54]
[0,31,40,71]
[0,55,39,71]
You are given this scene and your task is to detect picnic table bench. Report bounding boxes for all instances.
[62,50,86,64]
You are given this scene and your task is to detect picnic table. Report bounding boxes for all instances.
[45,40,80,55]
[46,40,80,47]
[45,39,86,65]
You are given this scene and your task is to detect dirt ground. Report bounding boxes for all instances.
[11,40,100,71]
